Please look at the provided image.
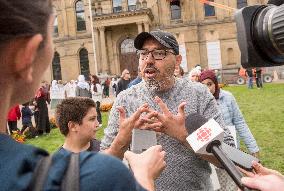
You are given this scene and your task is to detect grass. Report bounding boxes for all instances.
[224,83,284,173]
[25,83,284,173]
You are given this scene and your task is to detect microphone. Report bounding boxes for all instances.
[185,113,255,191]
[185,113,260,171]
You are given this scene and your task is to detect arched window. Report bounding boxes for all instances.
[204,0,215,17]
[79,48,90,79]
[121,38,136,54]
[75,0,86,31]
[227,48,235,65]
[113,0,122,13]
[128,0,136,11]
[52,7,58,36]
[237,0,247,9]
[170,0,181,20]
[52,52,62,80]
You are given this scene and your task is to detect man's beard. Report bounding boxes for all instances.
[144,67,175,92]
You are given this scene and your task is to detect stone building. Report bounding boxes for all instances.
[45,0,267,82]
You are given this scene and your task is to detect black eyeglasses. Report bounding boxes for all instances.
[136,49,176,60]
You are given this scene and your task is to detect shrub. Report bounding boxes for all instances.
[100,102,113,112]
[11,130,25,143]
[49,117,58,129]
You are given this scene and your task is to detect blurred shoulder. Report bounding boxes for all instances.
[177,78,208,94]
[220,89,234,98]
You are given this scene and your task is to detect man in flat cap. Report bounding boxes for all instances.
[101,30,235,191]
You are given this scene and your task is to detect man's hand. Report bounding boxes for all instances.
[117,103,162,135]
[239,161,284,191]
[125,145,166,191]
[142,97,222,167]
[150,96,188,144]
[105,103,161,159]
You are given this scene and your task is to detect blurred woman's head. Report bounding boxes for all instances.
[189,68,201,82]
[0,0,53,107]
[199,70,220,99]
[121,69,130,79]
[91,75,100,84]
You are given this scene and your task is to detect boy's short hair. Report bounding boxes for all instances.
[22,102,30,107]
[55,97,96,136]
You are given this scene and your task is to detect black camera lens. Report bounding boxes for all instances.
[252,4,284,65]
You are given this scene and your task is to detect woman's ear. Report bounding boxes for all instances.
[14,34,43,82]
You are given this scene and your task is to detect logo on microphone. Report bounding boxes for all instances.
[197,127,212,142]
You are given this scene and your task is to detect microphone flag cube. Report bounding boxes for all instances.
[186,118,224,155]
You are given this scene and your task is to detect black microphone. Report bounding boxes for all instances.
[267,0,284,6]
[185,113,256,191]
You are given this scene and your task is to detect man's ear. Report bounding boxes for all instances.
[175,55,182,67]
[14,34,43,82]
[68,121,78,133]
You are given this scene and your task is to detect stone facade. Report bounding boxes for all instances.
[46,0,267,82]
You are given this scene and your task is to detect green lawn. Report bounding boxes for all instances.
[224,83,284,173]
[26,83,284,173]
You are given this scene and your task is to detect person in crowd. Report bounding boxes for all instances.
[255,67,263,89]
[20,102,34,134]
[188,67,201,82]
[51,79,65,109]
[128,67,142,88]
[215,69,222,83]
[246,68,254,89]
[57,80,64,89]
[90,75,103,127]
[174,66,184,78]
[110,77,117,96]
[7,105,21,133]
[199,70,260,191]
[195,64,202,72]
[103,77,110,98]
[42,80,51,104]
[64,80,77,97]
[76,74,91,98]
[101,30,235,191]
[35,81,51,135]
[116,69,131,96]
[56,97,102,152]
[0,1,166,190]
[50,80,60,109]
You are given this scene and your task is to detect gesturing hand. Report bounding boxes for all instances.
[117,103,162,135]
[106,103,162,159]
[151,96,188,143]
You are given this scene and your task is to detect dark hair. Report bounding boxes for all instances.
[199,70,220,99]
[179,66,184,77]
[91,75,100,92]
[22,102,30,107]
[55,97,96,136]
[0,0,52,47]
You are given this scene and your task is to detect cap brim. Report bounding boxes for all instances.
[134,32,155,50]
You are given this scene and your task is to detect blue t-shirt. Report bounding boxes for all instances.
[0,134,147,191]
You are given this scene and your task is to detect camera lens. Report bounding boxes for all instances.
[252,4,284,65]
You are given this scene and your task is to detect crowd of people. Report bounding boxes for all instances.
[6,73,125,135]
[1,1,284,191]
